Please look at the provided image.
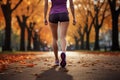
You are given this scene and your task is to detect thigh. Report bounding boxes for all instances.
[49,22,58,40]
[59,22,69,38]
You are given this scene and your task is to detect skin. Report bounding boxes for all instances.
[44,0,76,62]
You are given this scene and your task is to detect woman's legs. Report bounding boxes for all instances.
[59,22,69,52]
[49,22,59,61]
[49,21,69,67]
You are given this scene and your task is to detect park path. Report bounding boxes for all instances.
[0,51,120,80]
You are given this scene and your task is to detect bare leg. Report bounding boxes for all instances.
[49,23,59,61]
[59,22,69,52]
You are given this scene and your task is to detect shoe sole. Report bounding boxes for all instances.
[60,53,66,68]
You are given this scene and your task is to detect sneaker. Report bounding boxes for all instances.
[55,60,59,66]
[60,52,66,68]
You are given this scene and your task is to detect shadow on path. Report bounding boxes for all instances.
[36,66,73,80]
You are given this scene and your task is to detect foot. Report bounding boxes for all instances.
[60,52,66,68]
[55,60,59,66]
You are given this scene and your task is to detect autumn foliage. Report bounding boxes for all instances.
[0,54,36,72]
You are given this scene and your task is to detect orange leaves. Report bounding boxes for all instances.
[0,54,36,72]
[0,59,9,72]
[26,63,36,67]
[0,64,8,72]
[19,61,36,68]
[44,58,48,62]
[19,61,26,64]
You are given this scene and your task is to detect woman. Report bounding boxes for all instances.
[44,0,76,68]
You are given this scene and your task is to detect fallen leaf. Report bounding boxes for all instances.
[67,64,72,66]
[26,63,35,67]
[82,63,89,67]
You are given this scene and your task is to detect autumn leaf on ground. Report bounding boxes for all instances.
[67,64,72,66]
[81,63,89,67]
[0,54,36,72]
[44,59,49,62]
[19,61,27,64]
[26,63,35,67]
[0,64,8,72]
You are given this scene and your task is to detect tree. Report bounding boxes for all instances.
[32,28,42,51]
[84,10,95,50]
[0,29,4,49]
[75,0,95,50]
[0,0,22,51]
[93,0,109,50]
[73,34,80,50]
[16,15,28,51]
[16,0,41,51]
[108,0,120,51]
[78,25,85,50]
[26,22,36,50]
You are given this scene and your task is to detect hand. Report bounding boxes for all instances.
[44,19,48,25]
[73,19,76,25]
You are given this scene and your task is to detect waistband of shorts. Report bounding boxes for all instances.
[49,12,69,15]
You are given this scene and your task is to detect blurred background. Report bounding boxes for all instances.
[0,0,120,52]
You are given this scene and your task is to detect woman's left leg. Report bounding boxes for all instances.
[59,22,69,52]
[59,22,69,68]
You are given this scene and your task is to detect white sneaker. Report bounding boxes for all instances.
[55,60,59,66]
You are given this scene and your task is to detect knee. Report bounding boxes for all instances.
[60,37,66,41]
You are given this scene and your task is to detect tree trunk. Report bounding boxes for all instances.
[20,27,25,51]
[1,0,23,51]
[80,35,84,50]
[33,33,40,51]
[74,36,79,50]
[75,40,79,50]
[2,6,12,51]
[86,32,90,50]
[94,28,100,50]
[111,14,119,51]
[16,15,27,51]
[27,29,32,50]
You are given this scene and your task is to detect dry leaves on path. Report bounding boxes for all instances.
[0,54,36,72]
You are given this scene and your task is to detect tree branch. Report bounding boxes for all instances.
[16,15,22,28]
[99,2,109,28]
[89,10,93,19]
[88,16,95,33]
[108,0,112,7]
[11,0,22,12]
[98,8,109,17]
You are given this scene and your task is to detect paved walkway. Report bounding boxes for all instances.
[0,51,120,80]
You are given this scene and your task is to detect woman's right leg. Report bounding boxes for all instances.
[49,22,59,61]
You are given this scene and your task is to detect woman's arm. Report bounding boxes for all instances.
[44,0,48,25]
[69,0,76,25]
